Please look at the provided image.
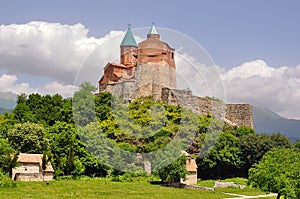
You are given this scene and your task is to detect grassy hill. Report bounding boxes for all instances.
[0,178,277,199]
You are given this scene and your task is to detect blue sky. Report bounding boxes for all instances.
[0,0,299,119]
[1,0,299,68]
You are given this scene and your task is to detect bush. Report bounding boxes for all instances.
[110,171,150,182]
[0,171,16,188]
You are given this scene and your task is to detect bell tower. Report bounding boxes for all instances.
[136,23,176,88]
[120,24,138,67]
[147,23,160,39]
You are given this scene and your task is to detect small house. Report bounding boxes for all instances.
[12,153,54,181]
[180,155,198,185]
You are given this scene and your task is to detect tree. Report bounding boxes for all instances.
[73,82,97,126]
[95,92,112,121]
[7,122,48,153]
[294,141,300,151]
[0,138,15,174]
[269,133,292,149]
[13,93,73,126]
[0,113,17,139]
[240,133,291,177]
[248,148,300,199]
[12,102,33,123]
[197,131,241,179]
[48,121,108,177]
[234,126,255,138]
[156,155,188,184]
[42,151,51,181]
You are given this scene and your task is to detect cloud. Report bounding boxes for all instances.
[175,52,226,100]
[0,74,30,93]
[0,21,124,84]
[176,56,300,119]
[0,74,76,98]
[222,60,300,119]
[0,21,143,98]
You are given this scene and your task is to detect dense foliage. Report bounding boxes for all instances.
[0,82,294,188]
[248,148,300,199]
[155,155,188,183]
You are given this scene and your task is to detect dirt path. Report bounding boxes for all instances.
[222,192,278,199]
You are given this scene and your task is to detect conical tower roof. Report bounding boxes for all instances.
[147,23,159,35]
[120,25,137,47]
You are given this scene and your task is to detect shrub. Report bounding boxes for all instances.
[0,171,16,188]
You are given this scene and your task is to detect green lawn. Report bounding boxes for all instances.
[0,178,277,199]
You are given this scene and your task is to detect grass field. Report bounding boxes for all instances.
[0,178,278,199]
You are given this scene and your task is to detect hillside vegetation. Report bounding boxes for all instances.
[0,82,299,198]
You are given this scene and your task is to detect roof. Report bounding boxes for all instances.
[103,62,132,70]
[186,159,197,172]
[16,153,54,172]
[148,23,159,35]
[120,27,138,47]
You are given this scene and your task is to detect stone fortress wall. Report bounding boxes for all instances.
[105,79,253,128]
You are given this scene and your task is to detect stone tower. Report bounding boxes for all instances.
[136,24,176,88]
[120,25,138,67]
[98,23,176,93]
[98,25,137,92]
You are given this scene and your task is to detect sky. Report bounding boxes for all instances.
[0,0,299,119]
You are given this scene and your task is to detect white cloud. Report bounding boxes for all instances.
[223,60,275,80]
[35,81,77,97]
[176,52,226,100]
[0,74,30,93]
[176,55,300,119]
[0,21,124,84]
[222,60,300,119]
[0,74,76,98]
[0,21,144,99]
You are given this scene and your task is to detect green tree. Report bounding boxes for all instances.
[248,148,300,199]
[41,151,51,181]
[95,92,112,121]
[12,93,73,126]
[294,141,300,151]
[7,122,48,153]
[234,126,255,137]
[240,133,291,177]
[0,113,17,139]
[0,138,15,174]
[49,121,108,177]
[73,82,97,126]
[12,102,33,123]
[156,155,188,183]
[197,131,241,179]
[269,133,292,148]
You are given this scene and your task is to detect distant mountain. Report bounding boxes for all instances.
[0,92,17,114]
[252,106,300,142]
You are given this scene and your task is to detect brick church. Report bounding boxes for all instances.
[99,23,176,93]
[98,24,253,128]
